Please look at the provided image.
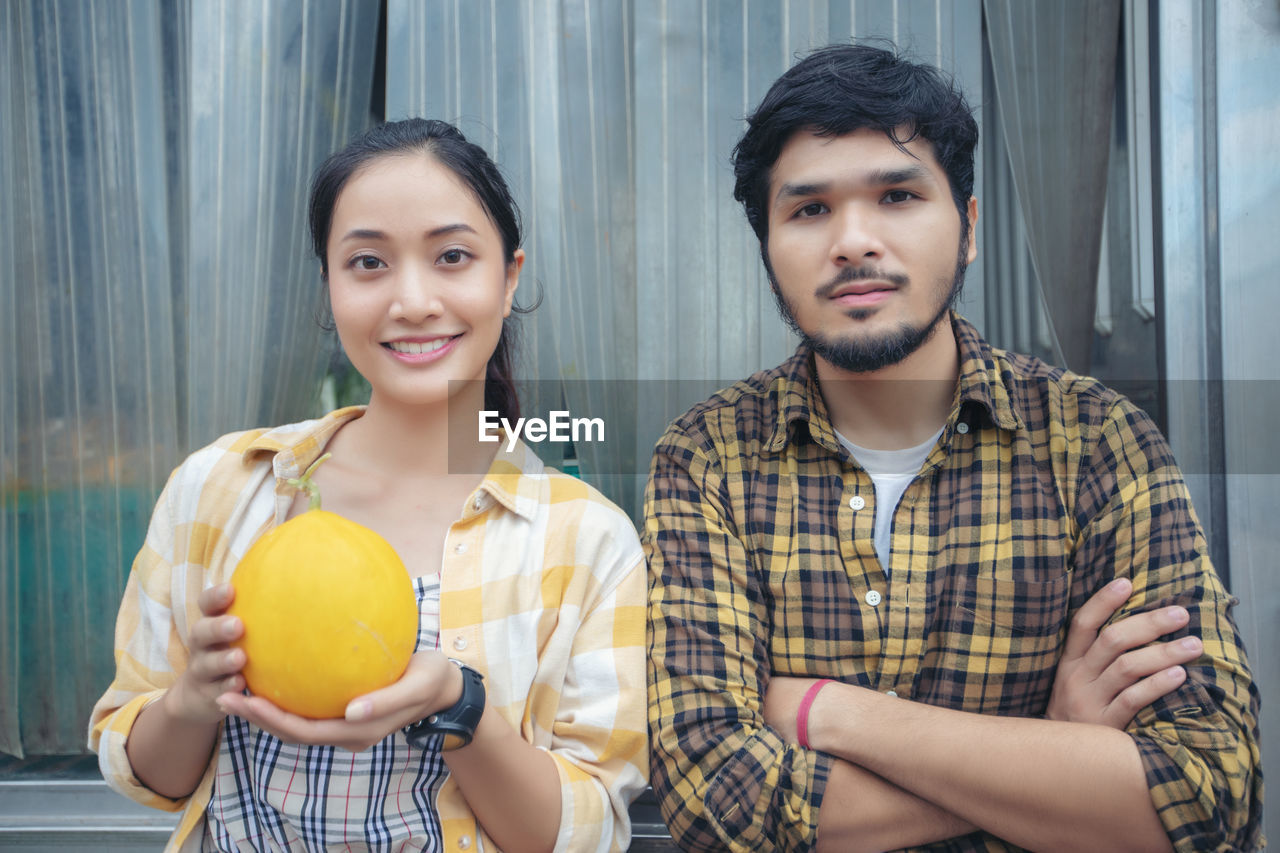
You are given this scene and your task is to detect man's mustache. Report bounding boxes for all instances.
[814,266,910,299]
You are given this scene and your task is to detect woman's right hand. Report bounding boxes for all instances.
[165,583,246,724]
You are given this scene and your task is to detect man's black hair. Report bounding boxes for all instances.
[731,41,979,244]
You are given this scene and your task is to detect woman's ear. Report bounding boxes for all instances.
[503,249,525,318]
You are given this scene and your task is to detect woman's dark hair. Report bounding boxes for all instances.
[732,41,979,246]
[309,118,528,422]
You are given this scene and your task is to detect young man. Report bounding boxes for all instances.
[644,44,1262,852]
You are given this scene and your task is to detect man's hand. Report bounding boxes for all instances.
[1047,577,1203,728]
[217,650,464,753]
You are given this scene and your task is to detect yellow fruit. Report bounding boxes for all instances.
[228,454,418,719]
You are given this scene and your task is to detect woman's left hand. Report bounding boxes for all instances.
[216,650,464,753]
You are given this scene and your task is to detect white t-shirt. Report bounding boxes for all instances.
[834,426,944,572]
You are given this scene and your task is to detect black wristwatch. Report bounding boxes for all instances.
[404,660,485,751]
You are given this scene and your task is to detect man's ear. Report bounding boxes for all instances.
[965,197,979,264]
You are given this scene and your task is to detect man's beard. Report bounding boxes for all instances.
[766,239,969,374]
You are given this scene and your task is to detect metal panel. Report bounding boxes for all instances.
[1,0,180,757]
[1156,0,1225,545]
[183,0,380,449]
[1,0,378,757]
[1214,0,1280,846]
[387,0,983,517]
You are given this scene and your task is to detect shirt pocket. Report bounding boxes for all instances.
[931,570,1071,716]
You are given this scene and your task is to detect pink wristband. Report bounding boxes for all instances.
[796,678,834,750]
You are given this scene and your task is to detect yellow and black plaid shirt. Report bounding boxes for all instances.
[644,314,1262,853]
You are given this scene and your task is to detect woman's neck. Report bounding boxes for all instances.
[336,386,498,480]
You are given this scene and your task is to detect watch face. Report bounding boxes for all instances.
[440,731,470,751]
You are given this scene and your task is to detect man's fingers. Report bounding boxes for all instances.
[1062,578,1132,662]
[1098,635,1202,692]
[1105,665,1190,728]
[1085,606,1190,673]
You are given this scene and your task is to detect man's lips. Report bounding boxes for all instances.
[815,268,909,301]
[829,282,897,300]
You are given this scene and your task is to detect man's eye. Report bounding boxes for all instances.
[796,202,827,218]
[884,190,916,204]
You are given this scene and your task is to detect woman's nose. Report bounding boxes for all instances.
[389,266,443,321]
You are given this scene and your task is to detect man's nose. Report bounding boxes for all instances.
[829,206,886,264]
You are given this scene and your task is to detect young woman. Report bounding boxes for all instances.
[89,119,647,852]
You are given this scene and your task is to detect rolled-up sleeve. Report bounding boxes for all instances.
[87,470,194,812]
[1073,400,1263,851]
[644,427,832,853]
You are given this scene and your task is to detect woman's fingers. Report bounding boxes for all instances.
[197,582,236,617]
[344,653,462,724]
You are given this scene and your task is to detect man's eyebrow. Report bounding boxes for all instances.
[772,166,936,209]
[773,182,830,207]
[865,165,933,186]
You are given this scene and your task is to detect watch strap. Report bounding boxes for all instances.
[404,660,485,751]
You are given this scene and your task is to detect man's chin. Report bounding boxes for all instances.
[804,318,943,374]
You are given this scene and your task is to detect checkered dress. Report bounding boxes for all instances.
[203,576,446,852]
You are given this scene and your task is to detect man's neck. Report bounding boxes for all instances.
[814,319,960,451]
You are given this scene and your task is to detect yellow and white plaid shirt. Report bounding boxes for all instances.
[644,314,1262,853]
[89,407,648,852]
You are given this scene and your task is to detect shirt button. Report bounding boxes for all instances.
[472,496,485,511]
[458,836,472,850]
[865,590,882,607]
[849,495,866,511]
[453,542,468,554]
[452,636,468,652]
[956,422,970,434]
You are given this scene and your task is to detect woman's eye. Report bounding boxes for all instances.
[351,254,385,271]
[440,249,467,265]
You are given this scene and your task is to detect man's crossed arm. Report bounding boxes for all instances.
[763,578,1198,853]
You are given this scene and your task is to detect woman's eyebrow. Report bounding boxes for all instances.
[339,227,387,242]
[338,223,478,242]
[425,223,477,239]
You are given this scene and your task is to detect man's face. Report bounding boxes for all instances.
[764,127,978,374]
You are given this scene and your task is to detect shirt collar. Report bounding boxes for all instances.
[470,435,543,522]
[245,407,542,523]
[765,312,1022,453]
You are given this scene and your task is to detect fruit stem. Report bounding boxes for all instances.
[287,452,332,511]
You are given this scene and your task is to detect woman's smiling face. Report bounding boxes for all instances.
[326,152,522,410]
